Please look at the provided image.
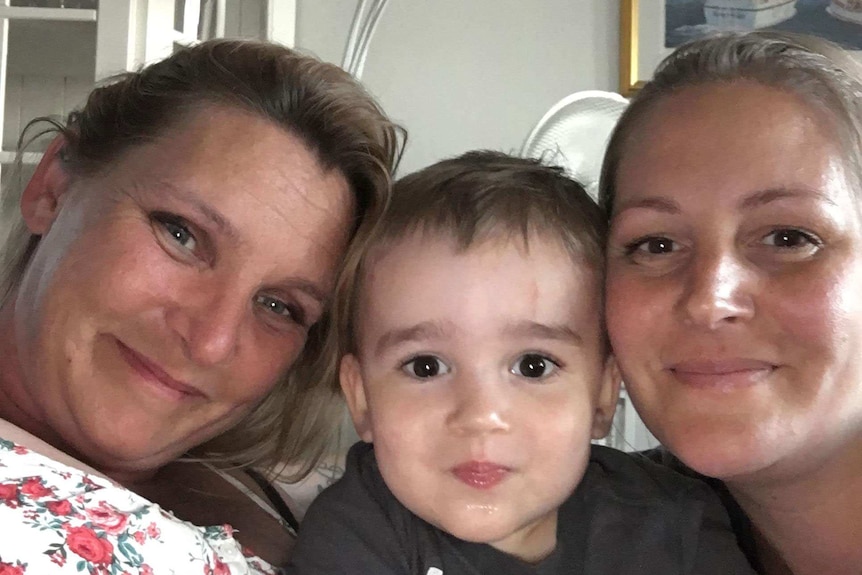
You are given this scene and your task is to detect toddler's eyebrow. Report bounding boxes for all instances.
[373,320,583,356]
[502,320,583,345]
[375,320,452,356]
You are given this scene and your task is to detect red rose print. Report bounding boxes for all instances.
[49,551,67,567]
[132,530,146,544]
[21,477,53,499]
[140,566,154,575]
[0,561,25,575]
[46,499,73,516]
[204,559,231,575]
[85,501,128,534]
[0,483,19,507]
[66,525,114,564]
[81,475,100,491]
[146,522,160,539]
[12,445,28,455]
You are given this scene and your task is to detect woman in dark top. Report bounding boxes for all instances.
[600,31,862,575]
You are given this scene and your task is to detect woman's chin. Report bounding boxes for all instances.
[65,424,182,479]
[658,421,787,482]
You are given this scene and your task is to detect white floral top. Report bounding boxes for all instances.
[0,437,280,575]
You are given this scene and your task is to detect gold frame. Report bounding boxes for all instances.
[620,0,862,96]
[619,0,644,97]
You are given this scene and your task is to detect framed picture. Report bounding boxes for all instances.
[620,0,862,97]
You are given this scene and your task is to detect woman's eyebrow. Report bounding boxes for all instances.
[613,196,681,217]
[276,278,328,307]
[135,180,241,241]
[738,187,838,210]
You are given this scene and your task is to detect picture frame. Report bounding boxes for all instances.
[620,0,670,97]
[619,0,644,98]
[620,0,862,97]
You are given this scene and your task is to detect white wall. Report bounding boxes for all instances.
[295,0,620,174]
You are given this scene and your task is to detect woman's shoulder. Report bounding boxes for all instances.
[586,444,721,501]
[636,446,762,572]
[0,433,280,575]
[636,447,749,516]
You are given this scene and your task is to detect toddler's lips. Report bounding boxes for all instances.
[451,461,510,489]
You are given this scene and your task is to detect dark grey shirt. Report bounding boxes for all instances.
[642,448,762,573]
[287,442,755,575]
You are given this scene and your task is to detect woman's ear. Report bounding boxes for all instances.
[591,355,623,440]
[20,135,72,235]
[340,354,373,443]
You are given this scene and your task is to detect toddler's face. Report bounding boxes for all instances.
[341,232,618,562]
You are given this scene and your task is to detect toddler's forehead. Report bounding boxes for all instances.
[355,232,605,349]
[357,229,601,313]
[365,227,592,269]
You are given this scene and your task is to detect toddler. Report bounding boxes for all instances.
[287,152,755,574]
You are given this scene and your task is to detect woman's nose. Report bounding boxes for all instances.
[680,249,755,329]
[166,286,245,366]
[446,376,511,437]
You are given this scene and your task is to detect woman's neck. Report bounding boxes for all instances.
[728,435,862,575]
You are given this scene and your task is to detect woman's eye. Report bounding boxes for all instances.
[761,228,819,249]
[153,212,197,252]
[511,353,558,379]
[402,355,450,379]
[626,236,676,255]
[254,294,304,326]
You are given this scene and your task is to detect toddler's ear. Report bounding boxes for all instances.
[340,354,373,443]
[20,135,72,235]
[591,355,622,440]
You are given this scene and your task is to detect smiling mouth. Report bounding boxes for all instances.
[669,359,776,391]
[115,339,204,400]
[451,462,511,490]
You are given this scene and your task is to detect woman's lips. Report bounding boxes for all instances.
[115,339,205,400]
[669,359,776,391]
[451,461,510,489]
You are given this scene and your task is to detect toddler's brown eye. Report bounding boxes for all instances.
[402,355,450,379]
[511,354,557,379]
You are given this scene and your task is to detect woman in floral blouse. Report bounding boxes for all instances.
[0,39,402,574]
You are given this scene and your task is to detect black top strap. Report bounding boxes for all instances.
[245,468,300,533]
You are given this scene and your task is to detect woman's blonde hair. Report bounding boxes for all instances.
[0,39,405,479]
[599,31,862,215]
